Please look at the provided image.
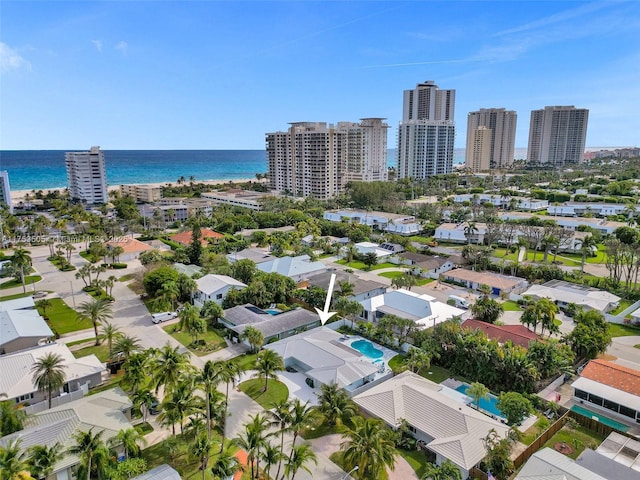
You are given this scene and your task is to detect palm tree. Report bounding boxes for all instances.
[31,352,66,409]
[334,297,362,329]
[109,428,146,460]
[261,443,285,480]
[286,399,316,463]
[198,360,223,440]
[132,389,156,423]
[211,448,242,480]
[254,349,283,393]
[159,379,201,435]
[192,433,214,480]
[27,443,63,480]
[406,348,431,373]
[112,335,142,360]
[122,351,150,395]
[0,439,30,480]
[233,413,268,480]
[421,460,462,480]
[340,417,396,480]
[177,303,199,332]
[241,326,264,353]
[284,444,317,480]
[219,361,246,452]
[151,343,193,394]
[463,222,478,245]
[268,399,292,480]
[11,248,32,293]
[467,382,489,410]
[76,298,113,346]
[67,429,107,480]
[0,401,26,436]
[578,235,597,273]
[100,321,122,358]
[317,382,356,427]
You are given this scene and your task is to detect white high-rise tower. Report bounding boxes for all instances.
[465,108,517,170]
[397,81,456,179]
[65,146,108,204]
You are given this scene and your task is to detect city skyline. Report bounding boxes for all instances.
[1,1,639,150]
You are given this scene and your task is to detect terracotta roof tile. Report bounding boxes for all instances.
[581,359,640,396]
[461,319,541,348]
[105,237,153,254]
[170,228,224,246]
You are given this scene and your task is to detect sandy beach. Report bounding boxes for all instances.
[10,178,260,202]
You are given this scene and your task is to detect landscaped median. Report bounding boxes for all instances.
[0,275,42,290]
[238,378,289,409]
[162,324,227,356]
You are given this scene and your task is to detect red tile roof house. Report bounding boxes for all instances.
[461,319,542,349]
[170,228,224,247]
[572,359,640,425]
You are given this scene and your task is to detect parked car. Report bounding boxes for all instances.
[33,291,48,299]
[151,311,178,324]
[149,400,161,415]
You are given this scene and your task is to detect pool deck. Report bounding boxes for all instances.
[335,334,397,378]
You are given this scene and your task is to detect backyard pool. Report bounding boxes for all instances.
[264,309,281,315]
[456,383,505,419]
[351,339,384,359]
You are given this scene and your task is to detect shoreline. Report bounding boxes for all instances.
[10,178,260,202]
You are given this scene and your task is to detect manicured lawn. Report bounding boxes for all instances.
[0,275,42,290]
[163,324,227,356]
[336,260,399,271]
[502,300,522,311]
[238,378,289,410]
[79,250,99,263]
[330,451,388,480]
[387,355,456,384]
[40,298,93,335]
[72,343,110,362]
[388,354,405,373]
[0,291,36,301]
[561,245,607,265]
[118,273,136,282]
[542,424,605,459]
[229,353,258,371]
[378,271,404,279]
[398,448,430,479]
[134,422,154,435]
[608,323,640,338]
[300,413,345,440]
[609,300,632,315]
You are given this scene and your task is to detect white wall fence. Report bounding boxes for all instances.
[606,299,640,324]
[25,383,89,415]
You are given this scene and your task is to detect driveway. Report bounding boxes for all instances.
[277,371,321,405]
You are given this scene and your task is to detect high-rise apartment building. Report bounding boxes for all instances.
[465,108,517,170]
[527,106,589,167]
[266,119,388,199]
[398,81,456,179]
[466,126,492,172]
[65,146,108,204]
[0,171,13,214]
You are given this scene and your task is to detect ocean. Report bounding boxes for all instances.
[0,147,527,191]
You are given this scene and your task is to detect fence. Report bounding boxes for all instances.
[25,387,86,414]
[512,410,570,470]
[605,298,640,324]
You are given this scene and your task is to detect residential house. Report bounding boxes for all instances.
[266,327,380,392]
[360,289,466,329]
[523,280,620,313]
[0,343,105,406]
[461,319,541,349]
[226,247,275,265]
[442,269,529,296]
[500,211,625,235]
[572,359,640,424]
[354,371,510,480]
[323,209,422,235]
[173,262,203,278]
[353,242,395,261]
[0,297,53,354]
[192,274,247,308]
[434,222,487,244]
[547,202,637,218]
[514,447,608,480]
[397,252,455,278]
[452,193,548,211]
[201,189,277,211]
[170,227,224,247]
[256,255,326,282]
[220,304,320,343]
[105,236,154,262]
[582,431,640,479]
[305,270,387,303]
[133,465,182,480]
[0,388,134,480]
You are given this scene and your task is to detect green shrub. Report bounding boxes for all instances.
[110,263,127,269]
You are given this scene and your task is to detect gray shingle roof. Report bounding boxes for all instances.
[305,270,387,296]
[224,305,319,339]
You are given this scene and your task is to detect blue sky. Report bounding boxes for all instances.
[1,1,639,150]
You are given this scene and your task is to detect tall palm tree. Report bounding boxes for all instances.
[122,351,151,395]
[234,414,268,480]
[340,417,396,480]
[76,298,113,346]
[261,443,285,480]
[151,343,193,395]
[421,460,462,480]
[132,389,156,423]
[100,321,122,358]
[31,352,66,409]
[254,349,283,393]
[67,429,107,480]
[0,401,26,436]
[177,303,199,333]
[241,326,264,353]
[109,428,146,460]
[198,360,223,440]
[219,361,246,452]
[192,433,214,480]
[0,439,30,480]
[112,335,142,360]
[467,382,489,410]
[211,448,242,480]
[28,443,63,480]
[10,248,32,293]
[268,399,292,480]
[317,382,355,427]
[284,444,317,480]
[159,379,201,435]
[286,400,316,462]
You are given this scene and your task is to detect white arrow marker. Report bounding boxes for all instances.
[315,273,337,325]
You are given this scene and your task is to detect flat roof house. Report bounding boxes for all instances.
[0,388,134,480]
[360,289,466,329]
[323,209,422,235]
[434,222,487,244]
[192,274,247,308]
[226,247,275,265]
[220,304,320,343]
[442,268,528,296]
[354,371,509,480]
[0,298,53,355]
[523,280,620,313]
[572,359,640,424]
[266,327,380,392]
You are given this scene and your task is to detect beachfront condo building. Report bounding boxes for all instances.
[527,106,589,167]
[120,184,163,203]
[465,126,492,173]
[266,118,388,199]
[465,108,517,170]
[0,171,12,213]
[397,80,456,179]
[65,146,108,204]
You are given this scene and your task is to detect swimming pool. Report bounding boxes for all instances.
[456,383,505,418]
[571,405,629,432]
[264,309,280,315]
[351,339,384,359]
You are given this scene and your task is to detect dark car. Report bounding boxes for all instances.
[149,400,161,415]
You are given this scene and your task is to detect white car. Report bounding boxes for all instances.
[151,311,178,324]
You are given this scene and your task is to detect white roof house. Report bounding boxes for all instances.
[353,242,395,259]
[0,388,133,479]
[523,280,620,313]
[354,371,509,479]
[0,343,105,406]
[192,274,247,307]
[267,327,379,391]
[434,222,487,244]
[256,255,326,282]
[514,447,607,480]
[360,289,466,328]
[323,209,422,235]
[0,308,53,355]
[0,296,37,311]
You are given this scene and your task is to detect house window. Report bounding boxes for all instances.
[587,394,604,407]
[619,405,636,419]
[216,294,223,300]
[575,389,588,400]
[408,425,417,434]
